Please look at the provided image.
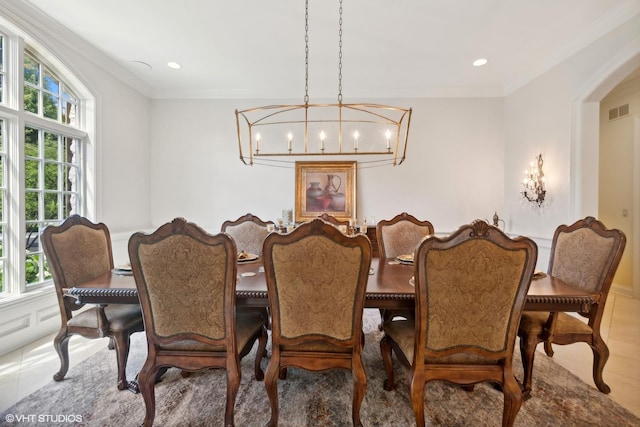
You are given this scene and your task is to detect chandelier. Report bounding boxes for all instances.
[235,0,412,168]
[521,153,546,206]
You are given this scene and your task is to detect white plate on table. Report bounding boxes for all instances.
[396,254,414,265]
[113,264,133,275]
[237,253,259,263]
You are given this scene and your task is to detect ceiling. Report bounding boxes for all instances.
[23,0,640,99]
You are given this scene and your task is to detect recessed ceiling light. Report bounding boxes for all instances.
[473,58,488,67]
[167,61,182,70]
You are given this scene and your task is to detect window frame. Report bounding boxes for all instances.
[0,26,91,298]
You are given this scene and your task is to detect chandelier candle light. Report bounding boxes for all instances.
[521,153,546,206]
[235,0,412,167]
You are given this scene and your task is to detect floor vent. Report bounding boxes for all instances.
[608,104,630,121]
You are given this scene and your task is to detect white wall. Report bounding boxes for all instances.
[149,97,505,234]
[504,14,640,241]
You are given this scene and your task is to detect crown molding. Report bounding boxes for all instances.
[503,0,640,96]
[0,0,153,98]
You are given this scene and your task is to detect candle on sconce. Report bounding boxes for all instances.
[353,130,359,151]
[385,129,391,150]
[255,133,261,152]
[287,132,293,152]
[320,131,326,151]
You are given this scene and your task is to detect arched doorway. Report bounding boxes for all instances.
[573,42,640,298]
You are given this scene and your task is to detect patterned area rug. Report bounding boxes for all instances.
[2,309,638,426]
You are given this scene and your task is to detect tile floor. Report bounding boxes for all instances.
[1,293,639,418]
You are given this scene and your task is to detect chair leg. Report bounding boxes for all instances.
[502,371,523,427]
[409,374,426,427]
[543,339,554,357]
[351,354,367,427]
[278,367,287,380]
[138,362,159,427]
[110,331,132,391]
[225,360,241,427]
[53,330,71,382]
[264,355,280,427]
[518,332,539,399]
[107,336,115,350]
[380,334,395,391]
[254,326,268,381]
[591,336,611,393]
[378,308,386,330]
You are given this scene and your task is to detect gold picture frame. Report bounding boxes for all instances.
[295,161,356,223]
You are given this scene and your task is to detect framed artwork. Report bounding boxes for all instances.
[295,161,356,223]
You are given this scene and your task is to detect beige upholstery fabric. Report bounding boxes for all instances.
[272,235,362,340]
[517,217,626,398]
[50,227,111,286]
[384,319,499,365]
[424,240,527,352]
[385,238,528,361]
[129,218,268,427]
[519,311,593,335]
[552,228,616,293]
[67,305,142,330]
[379,221,536,427]
[42,215,144,392]
[380,221,432,258]
[137,234,228,339]
[262,218,371,427]
[224,221,270,256]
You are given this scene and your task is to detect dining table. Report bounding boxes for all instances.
[65,256,599,394]
[66,257,598,313]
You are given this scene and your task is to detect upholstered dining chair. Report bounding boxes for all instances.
[518,216,626,398]
[376,212,435,324]
[262,218,372,427]
[41,214,144,391]
[221,213,274,256]
[128,217,268,427]
[222,213,274,327]
[380,220,537,427]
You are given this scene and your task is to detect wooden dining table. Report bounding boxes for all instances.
[65,256,599,394]
[66,257,598,314]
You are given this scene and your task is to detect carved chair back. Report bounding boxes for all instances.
[377,212,434,259]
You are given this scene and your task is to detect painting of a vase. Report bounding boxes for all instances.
[295,161,356,222]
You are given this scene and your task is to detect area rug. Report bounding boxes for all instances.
[2,309,638,426]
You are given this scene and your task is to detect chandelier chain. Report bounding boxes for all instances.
[304,0,309,104]
[338,0,343,103]
[234,0,412,168]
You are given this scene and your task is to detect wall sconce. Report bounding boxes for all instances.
[521,153,546,206]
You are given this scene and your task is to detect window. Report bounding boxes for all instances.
[24,52,77,126]
[0,119,6,292]
[24,127,81,287]
[0,28,89,296]
[0,34,4,104]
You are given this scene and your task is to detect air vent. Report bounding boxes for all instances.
[608,104,630,121]
[619,103,629,116]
